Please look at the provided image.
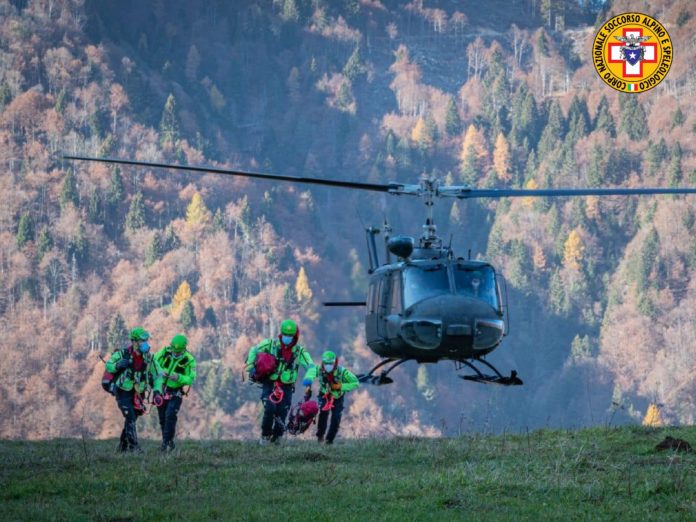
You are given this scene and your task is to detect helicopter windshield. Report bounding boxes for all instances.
[403,265,450,307]
[454,265,499,309]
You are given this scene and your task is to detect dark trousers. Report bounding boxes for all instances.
[157,393,183,447]
[260,381,293,440]
[317,394,345,443]
[116,389,138,451]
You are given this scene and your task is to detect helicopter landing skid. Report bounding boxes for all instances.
[456,359,523,386]
[357,358,410,385]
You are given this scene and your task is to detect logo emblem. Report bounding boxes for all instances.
[592,13,672,93]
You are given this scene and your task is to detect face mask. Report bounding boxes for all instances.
[138,342,150,354]
[281,335,294,345]
[324,364,334,373]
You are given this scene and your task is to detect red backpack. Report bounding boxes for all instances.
[253,352,278,382]
[287,399,320,435]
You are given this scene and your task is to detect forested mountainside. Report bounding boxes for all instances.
[1,0,695,440]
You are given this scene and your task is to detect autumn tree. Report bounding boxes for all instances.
[186,191,211,226]
[493,132,512,183]
[563,228,584,270]
[172,281,192,317]
[295,266,313,302]
[642,403,664,427]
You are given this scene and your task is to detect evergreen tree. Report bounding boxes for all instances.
[180,300,197,330]
[159,94,180,146]
[107,167,124,206]
[87,188,102,223]
[37,228,53,260]
[282,0,299,22]
[385,129,396,157]
[0,81,12,109]
[634,228,659,292]
[343,46,364,81]
[16,212,34,247]
[445,96,462,136]
[593,95,615,137]
[144,231,162,267]
[106,312,128,353]
[619,95,647,140]
[668,141,682,187]
[125,191,146,231]
[671,107,685,129]
[68,221,88,265]
[644,138,669,177]
[537,100,565,157]
[549,268,569,315]
[510,84,540,147]
[586,144,604,187]
[162,224,181,252]
[60,170,79,209]
[566,96,589,143]
[212,208,225,232]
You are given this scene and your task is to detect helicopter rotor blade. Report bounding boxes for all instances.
[438,186,696,199]
[62,155,417,195]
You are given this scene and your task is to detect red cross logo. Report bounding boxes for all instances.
[607,28,657,78]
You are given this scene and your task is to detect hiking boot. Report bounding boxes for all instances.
[259,436,271,446]
[317,436,324,444]
[325,439,334,445]
[129,445,143,454]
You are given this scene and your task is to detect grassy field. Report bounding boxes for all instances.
[2,426,696,521]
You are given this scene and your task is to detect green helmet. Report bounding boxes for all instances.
[280,319,298,336]
[322,350,337,365]
[129,327,150,342]
[170,334,188,353]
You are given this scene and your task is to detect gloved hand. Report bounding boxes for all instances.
[115,357,130,370]
[249,368,257,382]
[153,392,163,407]
[330,382,342,391]
[304,386,312,400]
[302,378,312,387]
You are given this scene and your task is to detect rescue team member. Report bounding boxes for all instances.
[246,319,316,444]
[153,334,197,452]
[316,350,359,444]
[105,327,157,453]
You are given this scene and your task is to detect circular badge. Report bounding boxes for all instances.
[592,12,672,93]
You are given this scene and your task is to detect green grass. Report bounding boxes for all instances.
[2,426,696,521]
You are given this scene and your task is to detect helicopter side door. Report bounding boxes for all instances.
[365,275,387,344]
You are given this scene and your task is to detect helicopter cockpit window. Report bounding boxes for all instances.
[389,272,402,314]
[454,265,499,309]
[403,265,450,308]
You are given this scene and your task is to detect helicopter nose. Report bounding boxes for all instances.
[401,294,503,353]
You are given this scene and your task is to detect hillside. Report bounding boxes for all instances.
[2,0,696,440]
[3,426,696,520]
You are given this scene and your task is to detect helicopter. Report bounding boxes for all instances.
[64,154,696,386]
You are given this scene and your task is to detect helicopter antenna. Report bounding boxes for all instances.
[383,218,392,265]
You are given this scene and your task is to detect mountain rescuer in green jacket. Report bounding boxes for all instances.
[105,327,156,452]
[316,350,359,444]
[246,319,316,443]
[153,334,197,452]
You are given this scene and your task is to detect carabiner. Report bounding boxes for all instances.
[269,382,284,404]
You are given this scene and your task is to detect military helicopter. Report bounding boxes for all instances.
[64,155,696,386]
